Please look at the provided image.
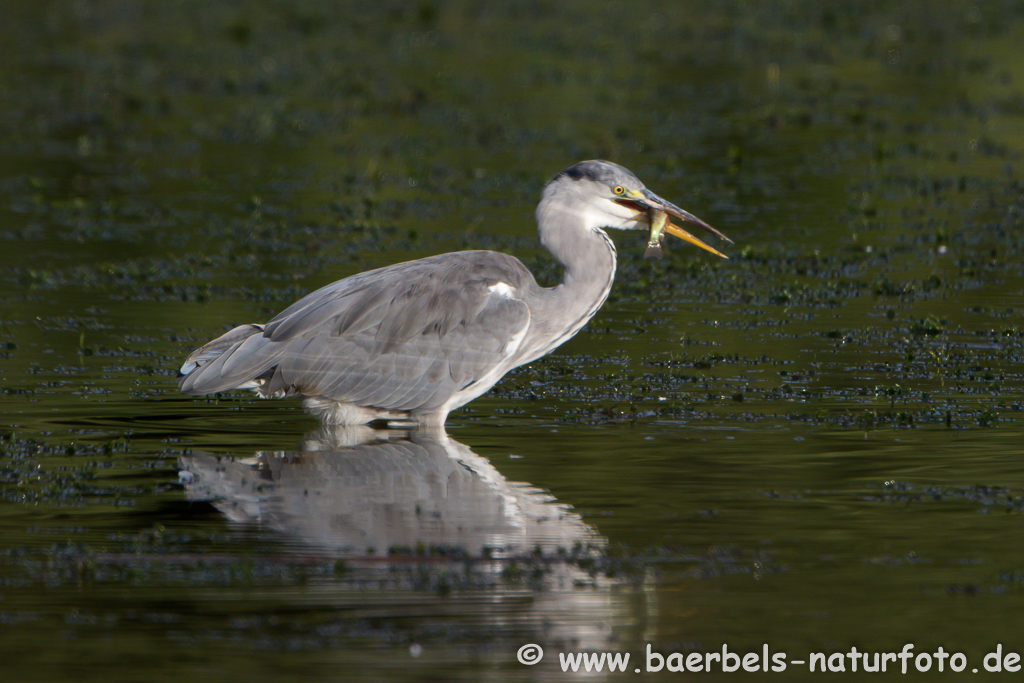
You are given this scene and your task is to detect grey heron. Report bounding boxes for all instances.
[178,160,731,425]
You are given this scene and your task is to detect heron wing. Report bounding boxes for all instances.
[178,251,534,412]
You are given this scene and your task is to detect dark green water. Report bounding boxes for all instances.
[3,1,1024,680]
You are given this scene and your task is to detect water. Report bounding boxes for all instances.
[3,1,1024,680]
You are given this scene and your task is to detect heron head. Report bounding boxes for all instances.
[543,160,731,258]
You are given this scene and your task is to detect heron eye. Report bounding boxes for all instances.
[612,185,625,195]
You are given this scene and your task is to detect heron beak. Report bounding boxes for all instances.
[615,189,732,259]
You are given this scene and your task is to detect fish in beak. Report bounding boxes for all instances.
[615,188,731,259]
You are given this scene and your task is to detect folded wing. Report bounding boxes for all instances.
[178,251,533,413]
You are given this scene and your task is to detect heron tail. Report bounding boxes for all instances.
[177,324,282,395]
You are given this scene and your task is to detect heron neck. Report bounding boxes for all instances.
[537,201,617,290]
[532,204,617,348]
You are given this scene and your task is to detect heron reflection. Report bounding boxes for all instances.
[179,427,601,560]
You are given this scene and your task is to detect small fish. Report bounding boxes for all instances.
[644,208,669,259]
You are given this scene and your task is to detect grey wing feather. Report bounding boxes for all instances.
[178,251,534,412]
[178,324,270,394]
